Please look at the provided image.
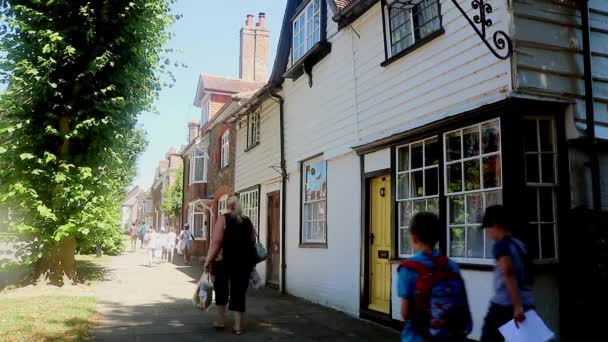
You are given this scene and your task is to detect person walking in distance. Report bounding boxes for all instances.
[166,226,177,264]
[480,205,535,342]
[158,226,168,262]
[179,223,192,265]
[204,196,257,335]
[129,223,139,252]
[147,229,158,266]
[140,223,148,249]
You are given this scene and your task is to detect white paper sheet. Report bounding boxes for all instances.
[498,310,555,342]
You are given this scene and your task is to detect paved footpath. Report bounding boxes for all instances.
[93,248,399,341]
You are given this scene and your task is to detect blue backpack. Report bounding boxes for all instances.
[399,255,472,340]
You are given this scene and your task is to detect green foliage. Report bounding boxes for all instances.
[161,165,182,219]
[0,0,176,267]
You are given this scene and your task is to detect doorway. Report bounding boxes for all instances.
[266,191,281,287]
[368,176,392,314]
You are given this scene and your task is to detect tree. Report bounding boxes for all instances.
[161,166,183,223]
[0,0,176,284]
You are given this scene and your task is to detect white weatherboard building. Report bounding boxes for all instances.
[231,0,608,340]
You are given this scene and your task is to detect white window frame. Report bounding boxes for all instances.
[189,148,207,184]
[240,189,259,233]
[247,110,261,148]
[384,0,442,58]
[396,137,440,258]
[292,0,321,63]
[221,130,230,168]
[444,119,503,265]
[524,117,559,262]
[301,156,327,245]
[218,194,229,215]
[188,202,206,240]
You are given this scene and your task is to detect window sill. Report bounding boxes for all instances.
[245,142,260,152]
[299,243,328,249]
[189,181,207,185]
[381,28,445,68]
[284,41,332,80]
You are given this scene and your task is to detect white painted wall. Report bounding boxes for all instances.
[364,148,390,173]
[285,153,361,315]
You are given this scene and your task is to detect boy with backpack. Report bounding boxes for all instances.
[398,212,472,342]
[480,205,535,342]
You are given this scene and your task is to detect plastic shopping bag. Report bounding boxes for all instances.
[249,269,263,290]
[198,272,214,310]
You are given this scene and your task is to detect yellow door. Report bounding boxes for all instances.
[368,176,391,314]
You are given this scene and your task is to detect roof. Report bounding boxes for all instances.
[201,74,265,95]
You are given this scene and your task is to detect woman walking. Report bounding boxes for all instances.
[204,195,257,335]
[179,223,192,265]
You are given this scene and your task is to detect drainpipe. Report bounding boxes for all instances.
[580,0,602,211]
[268,88,287,294]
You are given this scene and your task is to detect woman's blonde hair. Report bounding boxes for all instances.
[227,195,244,223]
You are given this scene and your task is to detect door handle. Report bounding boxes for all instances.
[370,233,375,245]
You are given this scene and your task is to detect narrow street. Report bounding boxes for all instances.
[93,249,398,341]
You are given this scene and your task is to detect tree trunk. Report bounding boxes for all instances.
[34,235,77,286]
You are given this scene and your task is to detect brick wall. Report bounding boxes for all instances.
[207,122,236,198]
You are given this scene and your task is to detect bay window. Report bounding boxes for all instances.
[397,137,440,257]
[292,0,321,62]
[189,202,206,239]
[301,156,327,245]
[445,119,502,262]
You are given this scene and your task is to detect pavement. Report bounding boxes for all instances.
[93,247,399,341]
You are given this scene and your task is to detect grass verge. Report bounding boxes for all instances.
[0,295,96,341]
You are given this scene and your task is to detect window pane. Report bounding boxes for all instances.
[449,195,465,224]
[400,228,412,255]
[397,173,410,199]
[525,154,539,183]
[466,193,483,224]
[463,126,480,158]
[413,199,426,213]
[398,146,410,172]
[427,197,439,213]
[540,224,556,259]
[450,227,465,257]
[411,142,423,169]
[539,188,554,222]
[425,168,438,196]
[446,132,462,161]
[466,226,484,258]
[483,155,502,188]
[464,159,481,191]
[195,157,205,181]
[425,138,439,165]
[399,201,413,227]
[411,170,424,197]
[523,223,540,259]
[539,120,554,152]
[524,188,538,223]
[524,120,538,152]
[482,120,501,154]
[447,163,462,193]
[541,154,555,184]
[485,233,494,259]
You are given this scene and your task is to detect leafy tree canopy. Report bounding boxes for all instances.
[161,165,182,220]
[0,0,177,283]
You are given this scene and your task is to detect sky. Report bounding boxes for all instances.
[134,0,287,190]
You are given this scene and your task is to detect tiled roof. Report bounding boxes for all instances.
[201,74,266,95]
[334,0,354,10]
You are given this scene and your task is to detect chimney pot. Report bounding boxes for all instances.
[246,14,254,27]
[257,12,266,27]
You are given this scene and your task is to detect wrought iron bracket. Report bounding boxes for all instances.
[451,0,513,60]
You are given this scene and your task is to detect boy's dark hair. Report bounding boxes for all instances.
[410,212,441,247]
[482,205,510,230]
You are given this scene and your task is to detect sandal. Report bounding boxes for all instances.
[232,329,244,335]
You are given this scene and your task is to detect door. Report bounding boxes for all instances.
[368,176,391,314]
[266,191,281,287]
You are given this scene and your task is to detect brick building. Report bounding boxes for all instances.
[150,147,182,231]
[181,13,269,256]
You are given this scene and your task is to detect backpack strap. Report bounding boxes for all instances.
[399,260,432,276]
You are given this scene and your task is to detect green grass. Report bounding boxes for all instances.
[0,296,96,342]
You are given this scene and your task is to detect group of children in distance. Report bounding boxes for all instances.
[398,205,534,342]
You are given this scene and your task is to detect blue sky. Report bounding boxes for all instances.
[135,0,286,190]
